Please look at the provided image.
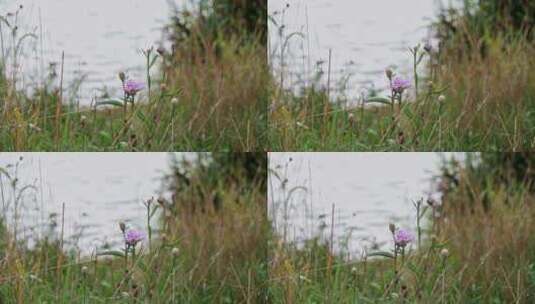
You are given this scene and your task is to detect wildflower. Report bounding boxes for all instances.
[156,46,166,56]
[438,95,446,102]
[123,80,144,97]
[171,97,179,105]
[125,229,144,246]
[394,229,414,247]
[391,76,411,94]
[171,247,180,256]
[81,266,89,274]
[440,248,449,258]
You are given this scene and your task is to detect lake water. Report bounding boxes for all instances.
[1,0,186,104]
[269,0,456,102]
[0,153,193,253]
[268,153,462,258]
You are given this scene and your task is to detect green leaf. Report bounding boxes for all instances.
[365,97,392,105]
[406,261,422,276]
[97,250,125,258]
[367,251,395,259]
[149,205,159,219]
[136,110,154,129]
[98,131,112,144]
[95,99,124,107]
[149,55,159,69]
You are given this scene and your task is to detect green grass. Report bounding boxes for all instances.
[268,153,535,303]
[0,153,269,303]
[268,1,535,151]
[0,1,268,152]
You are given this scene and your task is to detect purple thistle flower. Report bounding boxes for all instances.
[123,80,144,97]
[125,229,145,246]
[391,76,411,94]
[394,229,414,247]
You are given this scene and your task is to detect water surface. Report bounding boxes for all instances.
[269,153,460,257]
[1,0,186,103]
[0,153,192,252]
[269,0,455,101]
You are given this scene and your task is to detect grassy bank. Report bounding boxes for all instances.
[0,1,268,151]
[0,153,268,303]
[268,153,535,303]
[268,1,535,151]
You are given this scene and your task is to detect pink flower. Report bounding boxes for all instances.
[125,229,144,246]
[394,229,414,247]
[391,76,411,94]
[123,80,144,97]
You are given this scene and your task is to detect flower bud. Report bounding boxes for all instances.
[389,223,396,234]
[119,221,126,233]
[118,72,126,83]
[385,68,393,80]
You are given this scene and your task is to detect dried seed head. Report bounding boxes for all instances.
[81,266,89,274]
[28,123,42,132]
[438,95,446,102]
[171,97,179,105]
[171,247,180,256]
[424,42,432,53]
[440,248,449,258]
